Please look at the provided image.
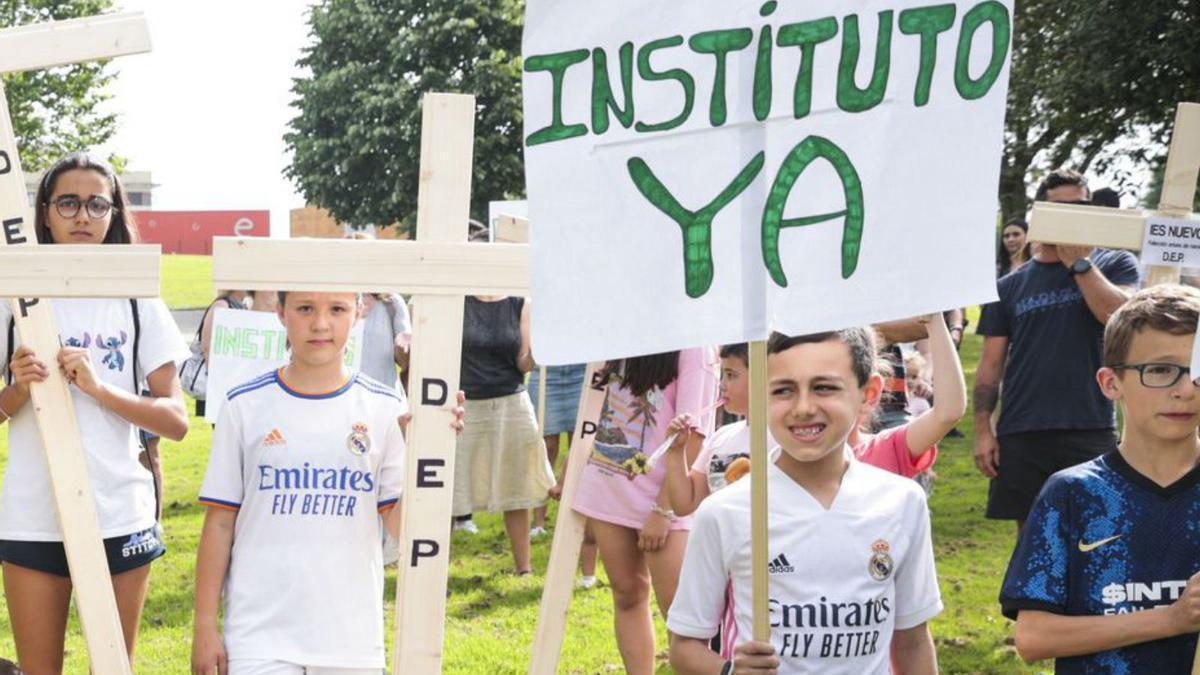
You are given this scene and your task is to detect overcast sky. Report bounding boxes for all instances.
[99,1,315,236]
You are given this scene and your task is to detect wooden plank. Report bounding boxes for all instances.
[0,245,160,297]
[392,92,477,674]
[527,364,605,675]
[211,237,528,297]
[748,341,771,641]
[1027,202,1146,249]
[1161,103,1200,215]
[495,214,530,243]
[0,80,133,674]
[0,12,151,74]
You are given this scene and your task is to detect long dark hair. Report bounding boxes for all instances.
[34,152,138,245]
[600,351,680,398]
[996,218,1030,277]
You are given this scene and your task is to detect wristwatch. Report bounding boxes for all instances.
[1069,257,1093,276]
[719,659,734,675]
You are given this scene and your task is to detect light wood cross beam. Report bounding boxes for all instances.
[212,93,528,674]
[0,12,154,674]
[1029,103,1200,287]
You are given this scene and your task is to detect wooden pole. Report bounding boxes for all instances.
[527,363,606,675]
[748,340,770,641]
[536,365,548,434]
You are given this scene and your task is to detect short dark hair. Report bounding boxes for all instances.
[34,152,138,245]
[767,328,877,386]
[718,343,748,366]
[0,657,24,674]
[1104,284,1200,366]
[276,291,360,307]
[1035,168,1089,202]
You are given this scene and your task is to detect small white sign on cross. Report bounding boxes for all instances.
[1029,102,1200,288]
[211,93,528,674]
[0,12,155,674]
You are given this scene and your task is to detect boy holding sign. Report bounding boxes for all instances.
[191,292,463,675]
[668,329,942,674]
[1000,285,1200,672]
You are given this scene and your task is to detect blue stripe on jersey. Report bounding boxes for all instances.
[353,378,403,402]
[1000,451,1200,673]
[226,370,279,401]
[378,497,399,509]
[275,371,357,400]
[198,496,241,509]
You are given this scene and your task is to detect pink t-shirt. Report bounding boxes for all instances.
[573,347,719,530]
[852,425,937,479]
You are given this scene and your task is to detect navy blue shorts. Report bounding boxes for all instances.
[0,525,165,578]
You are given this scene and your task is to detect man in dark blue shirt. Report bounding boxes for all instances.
[975,170,1140,528]
[1000,284,1200,673]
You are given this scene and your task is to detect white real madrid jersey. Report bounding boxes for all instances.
[667,457,942,674]
[199,369,408,668]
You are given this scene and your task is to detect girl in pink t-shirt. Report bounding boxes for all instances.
[572,347,718,675]
[853,313,966,477]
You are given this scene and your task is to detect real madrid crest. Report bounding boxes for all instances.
[347,422,370,456]
[868,539,894,581]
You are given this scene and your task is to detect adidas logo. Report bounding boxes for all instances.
[767,553,794,575]
[263,428,287,447]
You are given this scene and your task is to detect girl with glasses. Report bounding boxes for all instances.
[0,152,191,672]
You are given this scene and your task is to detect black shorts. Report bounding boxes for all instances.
[0,524,165,578]
[987,429,1117,521]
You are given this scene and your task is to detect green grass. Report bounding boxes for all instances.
[160,255,215,310]
[0,328,1052,673]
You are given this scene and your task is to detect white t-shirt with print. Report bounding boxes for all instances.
[0,297,188,541]
[668,457,943,674]
[691,420,781,493]
[199,370,407,669]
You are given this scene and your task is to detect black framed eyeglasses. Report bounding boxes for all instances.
[1109,363,1193,388]
[49,195,116,220]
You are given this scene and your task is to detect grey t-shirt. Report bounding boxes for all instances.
[359,294,412,391]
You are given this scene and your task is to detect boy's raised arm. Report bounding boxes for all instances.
[904,314,967,455]
[192,508,237,675]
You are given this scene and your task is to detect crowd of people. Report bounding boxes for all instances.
[0,153,1198,674]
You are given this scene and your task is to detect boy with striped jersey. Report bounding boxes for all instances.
[668,329,942,674]
[191,292,461,675]
[1001,285,1200,673]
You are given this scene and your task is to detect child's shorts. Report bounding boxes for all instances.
[228,661,382,675]
[0,524,165,578]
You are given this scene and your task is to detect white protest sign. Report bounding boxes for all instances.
[203,307,364,423]
[1140,216,1200,268]
[524,0,1013,364]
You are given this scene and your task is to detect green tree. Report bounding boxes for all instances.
[285,0,525,231]
[1,0,124,173]
[1001,0,1200,219]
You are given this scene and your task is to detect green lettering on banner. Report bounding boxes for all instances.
[343,336,358,366]
[591,43,636,135]
[214,325,237,357]
[688,28,753,127]
[762,136,864,287]
[954,1,1010,100]
[837,11,894,113]
[627,153,765,298]
[752,1,779,121]
[239,328,260,359]
[634,36,695,133]
[525,49,590,146]
[776,18,838,119]
[899,4,957,106]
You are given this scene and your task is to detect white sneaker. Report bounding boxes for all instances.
[578,575,598,589]
[530,526,548,537]
[453,519,479,534]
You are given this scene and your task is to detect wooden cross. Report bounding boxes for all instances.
[1029,102,1200,287]
[0,13,154,674]
[211,93,528,674]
